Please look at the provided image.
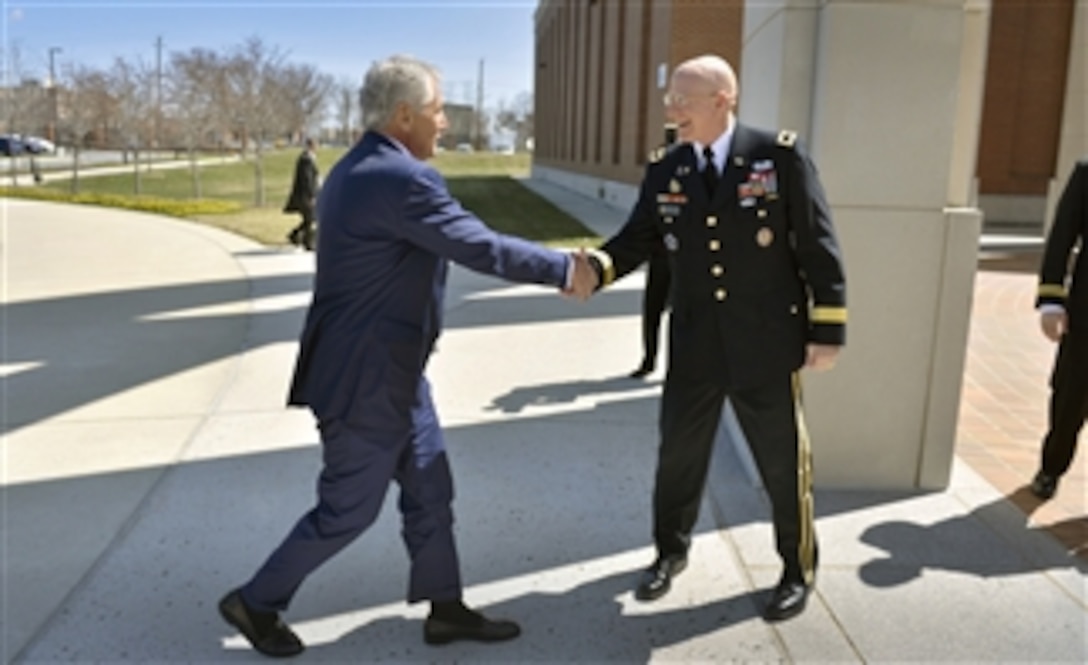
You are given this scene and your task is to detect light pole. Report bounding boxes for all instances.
[48,46,62,143]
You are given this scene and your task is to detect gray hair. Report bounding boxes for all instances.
[360,55,440,130]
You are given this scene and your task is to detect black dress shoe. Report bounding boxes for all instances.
[628,364,654,379]
[1031,470,1059,500]
[762,578,810,622]
[635,555,687,601]
[218,588,304,658]
[423,611,521,645]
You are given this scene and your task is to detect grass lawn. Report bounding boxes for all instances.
[38,148,601,248]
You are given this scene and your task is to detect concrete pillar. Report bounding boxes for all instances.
[1045,0,1087,232]
[731,0,991,489]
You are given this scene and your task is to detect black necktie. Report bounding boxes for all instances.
[702,146,719,197]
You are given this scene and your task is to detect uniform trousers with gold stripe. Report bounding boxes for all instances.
[653,371,817,585]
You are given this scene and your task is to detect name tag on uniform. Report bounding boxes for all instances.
[657,193,688,205]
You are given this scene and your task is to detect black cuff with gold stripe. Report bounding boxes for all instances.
[584,248,615,290]
[1036,282,1067,308]
[810,305,846,345]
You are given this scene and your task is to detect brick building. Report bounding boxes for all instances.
[533,0,1085,227]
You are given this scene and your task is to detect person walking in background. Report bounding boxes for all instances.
[218,55,597,658]
[284,137,320,250]
[583,54,846,622]
[1031,158,1087,501]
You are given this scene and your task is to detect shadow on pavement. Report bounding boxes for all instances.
[858,487,1087,586]
[2,273,643,435]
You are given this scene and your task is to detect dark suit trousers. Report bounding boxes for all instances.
[639,254,671,367]
[654,373,817,584]
[1041,330,1088,476]
[241,378,462,612]
[290,204,315,233]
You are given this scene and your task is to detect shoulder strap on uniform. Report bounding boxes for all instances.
[777,129,797,148]
[647,142,684,164]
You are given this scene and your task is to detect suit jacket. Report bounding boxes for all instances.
[288,131,569,427]
[284,150,319,213]
[1037,159,1087,334]
[597,123,846,388]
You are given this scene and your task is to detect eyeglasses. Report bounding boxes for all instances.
[662,91,720,108]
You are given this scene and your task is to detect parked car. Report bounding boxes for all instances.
[0,135,24,156]
[21,135,55,154]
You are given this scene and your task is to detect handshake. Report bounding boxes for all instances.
[562,248,604,301]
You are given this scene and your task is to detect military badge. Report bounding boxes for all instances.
[756,227,774,247]
[745,170,778,198]
[664,233,679,251]
[677,165,691,176]
[733,156,745,167]
[669,179,682,193]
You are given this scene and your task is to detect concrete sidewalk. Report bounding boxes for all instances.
[2,193,1085,663]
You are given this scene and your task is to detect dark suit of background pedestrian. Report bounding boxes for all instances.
[284,138,319,250]
[1032,158,1088,500]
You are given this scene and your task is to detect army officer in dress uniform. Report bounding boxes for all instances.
[585,54,846,622]
[1031,158,1088,501]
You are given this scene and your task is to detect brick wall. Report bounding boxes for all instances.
[534,0,1072,193]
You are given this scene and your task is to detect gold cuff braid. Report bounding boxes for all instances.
[584,248,615,287]
[1038,283,1067,298]
[810,305,847,324]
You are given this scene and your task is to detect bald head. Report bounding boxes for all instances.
[665,54,738,146]
[674,55,738,98]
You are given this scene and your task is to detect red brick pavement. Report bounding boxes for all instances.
[958,249,1086,559]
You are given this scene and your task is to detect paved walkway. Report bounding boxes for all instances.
[1,152,242,187]
[2,190,1086,663]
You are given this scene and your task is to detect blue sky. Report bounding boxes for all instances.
[4,0,538,107]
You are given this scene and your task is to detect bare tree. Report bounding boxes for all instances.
[169,47,230,198]
[332,77,357,145]
[224,37,290,206]
[495,91,533,152]
[57,63,109,193]
[279,63,333,143]
[1,44,42,185]
[109,56,156,194]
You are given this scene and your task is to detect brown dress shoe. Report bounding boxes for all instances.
[218,589,304,658]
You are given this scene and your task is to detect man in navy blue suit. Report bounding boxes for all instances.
[218,54,598,658]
